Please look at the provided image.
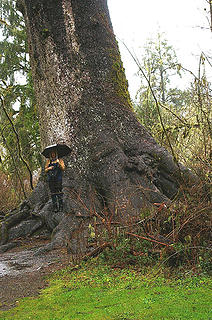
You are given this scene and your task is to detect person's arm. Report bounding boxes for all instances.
[58,159,65,171]
[45,159,53,172]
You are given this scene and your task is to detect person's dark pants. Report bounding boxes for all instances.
[49,180,63,212]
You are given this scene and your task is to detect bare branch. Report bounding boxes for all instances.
[0,95,34,190]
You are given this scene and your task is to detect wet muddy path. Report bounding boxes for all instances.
[0,239,69,310]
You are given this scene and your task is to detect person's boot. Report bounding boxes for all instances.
[51,194,58,212]
[58,193,63,212]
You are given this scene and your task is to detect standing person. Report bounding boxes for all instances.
[45,150,65,212]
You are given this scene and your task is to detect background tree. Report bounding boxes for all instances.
[205,0,212,32]
[133,34,211,172]
[133,34,183,132]
[0,0,41,206]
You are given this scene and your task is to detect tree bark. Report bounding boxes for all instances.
[0,0,196,254]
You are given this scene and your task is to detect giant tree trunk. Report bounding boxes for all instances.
[0,0,195,254]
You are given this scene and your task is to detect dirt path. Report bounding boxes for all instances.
[0,239,69,311]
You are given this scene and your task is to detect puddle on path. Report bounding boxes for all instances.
[0,247,65,277]
[0,262,9,277]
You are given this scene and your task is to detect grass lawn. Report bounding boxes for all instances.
[0,261,211,320]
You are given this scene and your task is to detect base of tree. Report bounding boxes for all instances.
[0,136,199,256]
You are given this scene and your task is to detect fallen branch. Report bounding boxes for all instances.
[82,242,112,261]
[126,232,173,247]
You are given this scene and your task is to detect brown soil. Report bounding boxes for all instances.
[0,239,70,311]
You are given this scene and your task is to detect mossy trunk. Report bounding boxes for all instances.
[0,0,196,254]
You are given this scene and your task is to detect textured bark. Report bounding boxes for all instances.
[0,0,196,254]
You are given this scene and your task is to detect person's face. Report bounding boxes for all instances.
[50,151,57,158]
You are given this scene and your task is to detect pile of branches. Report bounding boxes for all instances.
[70,183,211,272]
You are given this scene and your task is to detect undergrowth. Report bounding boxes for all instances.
[81,179,211,276]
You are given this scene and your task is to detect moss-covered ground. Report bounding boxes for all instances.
[0,259,211,320]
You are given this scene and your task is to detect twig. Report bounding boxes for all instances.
[119,40,179,166]
[0,96,34,190]
[126,232,173,247]
[0,127,27,198]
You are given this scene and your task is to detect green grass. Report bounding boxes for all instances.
[0,262,211,320]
